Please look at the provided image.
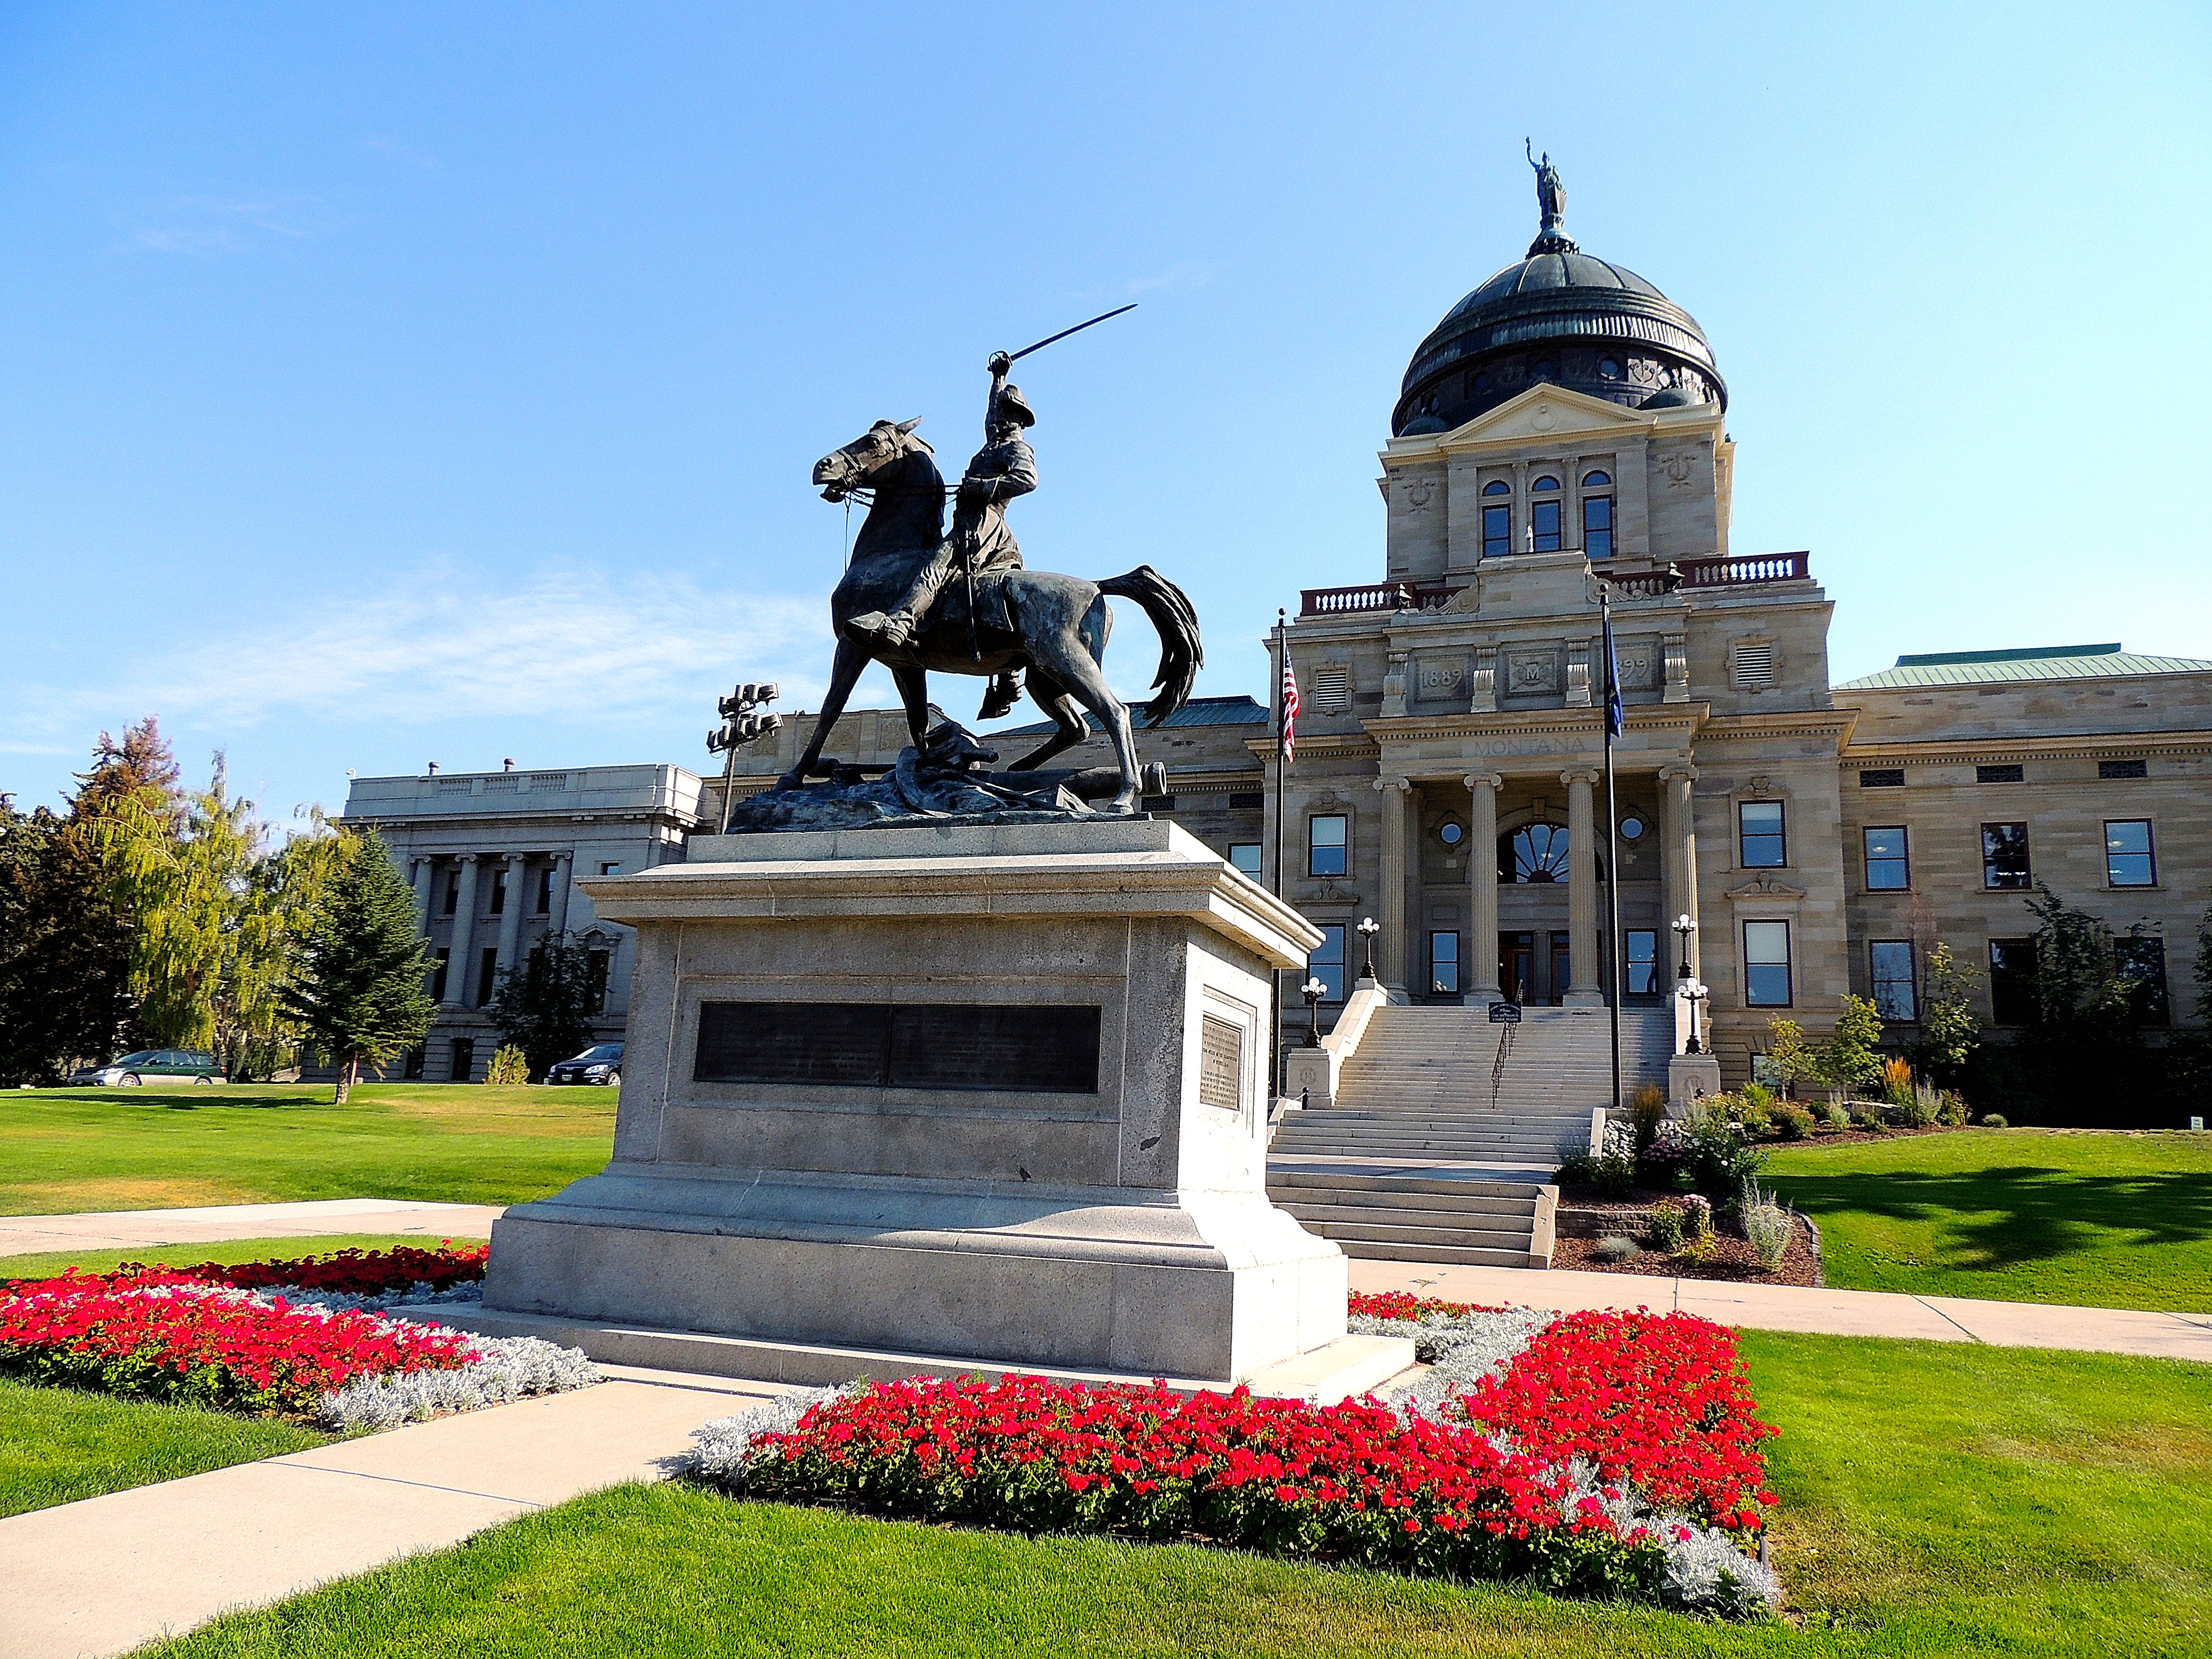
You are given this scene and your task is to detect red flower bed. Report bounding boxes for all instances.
[1459,1310,1778,1533]
[0,1272,476,1415]
[729,1372,1674,1599]
[1348,1290,1504,1321]
[101,1242,489,1298]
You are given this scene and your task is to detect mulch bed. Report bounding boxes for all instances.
[1551,1215,1822,1287]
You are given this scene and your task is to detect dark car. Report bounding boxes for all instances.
[68,1049,223,1086]
[547,1044,624,1086]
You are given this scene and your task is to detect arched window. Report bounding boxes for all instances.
[1582,469,1615,558]
[1502,824,1572,884]
[1531,475,1560,491]
[1582,470,1610,488]
[1482,480,1509,496]
[1599,359,1623,380]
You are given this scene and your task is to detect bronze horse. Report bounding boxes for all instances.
[786,418,1201,814]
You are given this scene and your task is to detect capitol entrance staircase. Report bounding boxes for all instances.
[1267,1002,1674,1266]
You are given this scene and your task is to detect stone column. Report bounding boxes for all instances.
[493,852,529,1002]
[1660,764,1702,981]
[1372,777,1412,997]
[410,859,435,939]
[1562,768,1603,1007]
[445,854,481,1008]
[1463,771,1503,999]
[550,851,575,938]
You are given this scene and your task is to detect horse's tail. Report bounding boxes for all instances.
[1097,565,1202,727]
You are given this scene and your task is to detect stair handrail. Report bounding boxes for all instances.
[1489,1024,1513,1114]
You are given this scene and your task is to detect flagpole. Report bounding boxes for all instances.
[1271,609,1288,1105]
[1600,582,1623,1124]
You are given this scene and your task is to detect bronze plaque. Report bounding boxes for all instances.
[695,1001,1100,1095]
[1198,1013,1243,1111]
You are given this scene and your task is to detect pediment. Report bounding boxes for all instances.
[1382,384,1717,461]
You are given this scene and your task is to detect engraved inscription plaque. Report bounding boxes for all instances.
[1198,1013,1243,1111]
[695,1001,1101,1094]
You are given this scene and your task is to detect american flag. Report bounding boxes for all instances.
[1280,655,1299,763]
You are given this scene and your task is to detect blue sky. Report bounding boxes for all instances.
[3,3,2207,819]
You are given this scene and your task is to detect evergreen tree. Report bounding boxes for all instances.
[489,936,601,1079]
[282,829,434,1102]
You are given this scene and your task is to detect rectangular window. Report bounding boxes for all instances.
[1625,929,1659,996]
[1988,938,2036,1024]
[599,861,621,877]
[1227,792,1264,811]
[2114,937,2170,1025]
[1582,494,1613,559]
[403,1045,426,1082]
[1976,763,2024,784]
[2098,757,2147,780]
[1482,504,1511,559]
[1739,800,1786,868]
[1859,768,1905,789]
[1531,498,1562,552]
[1227,842,1262,876]
[477,947,500,1008]
[449,1037,475,1082]
[2104,819,2156,887]
[429,948,450,1003]
[1308,924,1346,1003]
[1743,920,1792,1007]
[1982,822,2031,889]
[1870,940,1917,1022]
[1429,931,1459,995]
[1308,814,1348,878]
[488,866,507,915]
[1863,825,1910,890]
[534,867,553,914]
[586,950,611,1013]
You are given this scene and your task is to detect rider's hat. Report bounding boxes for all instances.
[992,385,1036,429]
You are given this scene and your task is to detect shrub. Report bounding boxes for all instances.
[1738,1180,1792,1271]
[1630,1082,1668,1151]
[1772,1103,1814,1141]
[1681,1192,1714,1238]
[1823,1102,1851,1130]
[1739,1082,1776,1113]
[1681,1103,1765,1202]
[1555,1146,1596,1186]
[1981,1112,2009,1129]
[484,1044,531,1085]
[1731,1093,1774,1137]
[1647,1200,1686,1250]
[1881,1055,1916,1108]
[1592,1154,1637,1200]
[1595,1235,1639,1263]
[1937,1089,1970,1128]
[1899,1080,1941,1129]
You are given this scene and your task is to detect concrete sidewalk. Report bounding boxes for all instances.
[1348,1259,2212,1363]
[0,1363,781,1659]
[0,1198,505,1261]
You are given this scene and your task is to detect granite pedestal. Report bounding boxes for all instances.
[475,820,1362,1383]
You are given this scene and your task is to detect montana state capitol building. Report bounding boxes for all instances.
[346,170,2209,1085]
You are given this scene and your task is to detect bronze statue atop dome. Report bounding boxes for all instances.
[1527,140,1565,230]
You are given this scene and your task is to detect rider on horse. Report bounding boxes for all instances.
[844,351,1034,721]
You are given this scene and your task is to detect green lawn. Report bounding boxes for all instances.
[0,1232,490,1283]
[1763,1128,2212,1312]
[142,1334,2212,1658]
[0,1083,615,1214]
[0,1380,330,1518]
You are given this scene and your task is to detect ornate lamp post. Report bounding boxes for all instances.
[1301,977,1328,1048]
[1677,977,1709,1055]
[1672,913,1697,982]
[1356,916,1382,983]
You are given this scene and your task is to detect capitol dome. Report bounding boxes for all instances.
[1393,160,1725,437]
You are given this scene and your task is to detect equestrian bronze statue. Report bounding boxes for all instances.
[781,351,1201,817]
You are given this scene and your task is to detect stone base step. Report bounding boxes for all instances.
[1275,1212,1535,1250]
[1320,1238,1539,1267]
[400,1306,1415,1404]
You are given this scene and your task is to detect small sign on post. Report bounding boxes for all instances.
[1488,1002,1522,1024]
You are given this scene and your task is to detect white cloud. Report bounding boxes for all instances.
[121,192,341,256]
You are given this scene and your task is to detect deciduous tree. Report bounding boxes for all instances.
[488,936,600,1079]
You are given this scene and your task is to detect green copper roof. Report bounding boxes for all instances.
[1837,645,2212,690]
